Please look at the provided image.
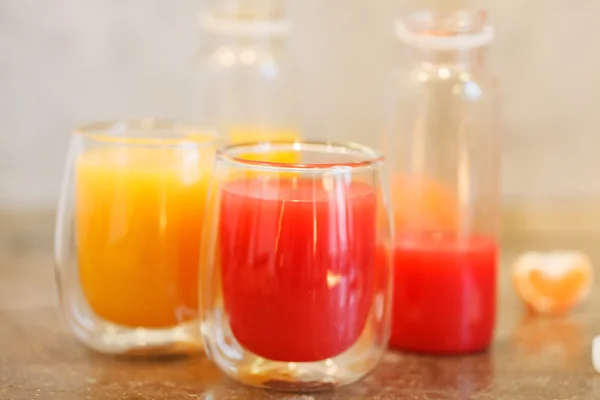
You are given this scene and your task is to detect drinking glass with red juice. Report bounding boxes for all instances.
[201,141,393,392]
[383,9,501,355]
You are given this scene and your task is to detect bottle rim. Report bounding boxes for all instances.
[198,11,292,36]
[395,9,494,50]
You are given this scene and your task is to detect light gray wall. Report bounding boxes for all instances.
[0,0,598,208]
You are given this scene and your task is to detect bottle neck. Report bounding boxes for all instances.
[199,12,290,41]
[208,0,286,21]
[407,46,487,69]
[207,32,286,49]
[199,12,290,54]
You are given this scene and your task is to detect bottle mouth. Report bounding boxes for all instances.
[395,9,493,50]
[198,11,292,36]
[206,0,286,20]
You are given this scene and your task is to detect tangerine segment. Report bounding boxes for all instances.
[512,251,593,315]
[389,175,459,232]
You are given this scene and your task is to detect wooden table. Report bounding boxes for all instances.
[1,214,599,399]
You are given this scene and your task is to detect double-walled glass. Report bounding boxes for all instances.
[201,141,393,391]
[55,120,223,356]
[384,10,500,355]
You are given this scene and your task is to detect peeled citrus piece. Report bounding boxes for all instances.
[512,251,593,315]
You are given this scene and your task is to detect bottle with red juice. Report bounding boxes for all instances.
[383,9,501,355]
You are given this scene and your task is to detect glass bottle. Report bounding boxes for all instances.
[384,10,500,355]
[191,0,301,153]
[55,120,223,356]
[201,141,393,391]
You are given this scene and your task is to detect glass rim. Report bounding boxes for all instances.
[216,140,384,170]
[73,119,222,147]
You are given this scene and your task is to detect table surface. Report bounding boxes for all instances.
[1,214,599,400]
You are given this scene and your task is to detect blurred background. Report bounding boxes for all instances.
[0,0,598,229]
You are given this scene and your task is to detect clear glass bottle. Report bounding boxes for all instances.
[191,0,301,150]
[207,0,285,20]
[55,120,223,356]
[384,10,500,354]
[201,141,393,391]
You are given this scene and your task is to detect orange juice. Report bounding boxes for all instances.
[390,175,458,232]
[229,126,298,142]
[76,147,214,328]
[229,127,300,163]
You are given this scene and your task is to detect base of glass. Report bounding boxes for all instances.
[70,318,202,357]
[203,297,388,392]
[214,347,382,392]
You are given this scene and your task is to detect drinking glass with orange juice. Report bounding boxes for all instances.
[55,120,223,356]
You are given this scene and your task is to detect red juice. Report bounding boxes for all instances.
[218,177,377,362]
[390,233,497,354]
